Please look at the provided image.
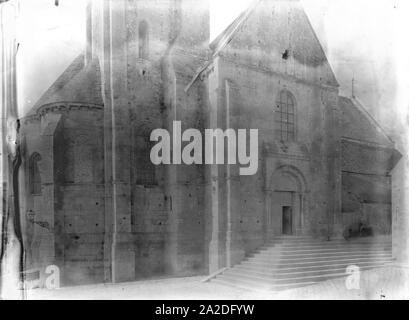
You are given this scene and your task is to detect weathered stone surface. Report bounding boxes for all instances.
[20,0,400,286]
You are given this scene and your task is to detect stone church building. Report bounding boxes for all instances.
[19,0,400,286]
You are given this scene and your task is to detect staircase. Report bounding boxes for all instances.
[211,235,394,292]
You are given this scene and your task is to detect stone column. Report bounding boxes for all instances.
[161,47,179,274]
[160,0,183,274]
[207,58,220,273]
[224,80,232,268]
[264,190,272,241]
[102,0,134,283]
[322,88,341,238]
[392,134,409,265]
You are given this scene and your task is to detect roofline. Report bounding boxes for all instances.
[349,96,394,145]
[209,0,261,55]
[299,4,339,88]
[185,0,339,92]
[22,101,104,121]
[29,54,85,114]
[185,0,261,92]
[340,136,393,150]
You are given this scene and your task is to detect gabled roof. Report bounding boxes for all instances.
[339,96,394,147]
[186,0,338,92]
[27,54,103,116]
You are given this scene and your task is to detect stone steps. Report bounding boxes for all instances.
[259,240,392,250]
[210,236,394,292]
[248,249,391,259]
[225,262,391,280]
[221,269,348,286]
[235,258,393,274]
[212,277,319,292]
[255,244,391,253]
[241,254,393,266]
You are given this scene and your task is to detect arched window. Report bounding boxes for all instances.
[29,153,42,195]
[275,90,296,142]
[138,20,149,60]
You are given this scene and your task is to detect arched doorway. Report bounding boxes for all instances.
[266,165,308,237]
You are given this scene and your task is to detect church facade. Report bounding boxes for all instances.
[20,0,399,286]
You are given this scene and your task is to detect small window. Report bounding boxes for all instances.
[138,20,149,60]
[275,90,296,142]
[29,153,42,195]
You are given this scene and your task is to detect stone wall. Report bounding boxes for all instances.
[22,106,105,286]
[214,49,339,254]
[112,0,210,279]
[341,140,394,235]
[54,108,104,285]
[21,113,61,279]
[20,0,399,286]
[392,156,409,263]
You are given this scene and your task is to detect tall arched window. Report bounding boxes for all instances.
[275,90,296,142]
[138,20,149,60]
[29,153,42,195]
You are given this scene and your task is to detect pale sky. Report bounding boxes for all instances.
[15,0,409,140]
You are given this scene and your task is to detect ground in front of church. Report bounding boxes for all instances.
[25,265,409,300]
